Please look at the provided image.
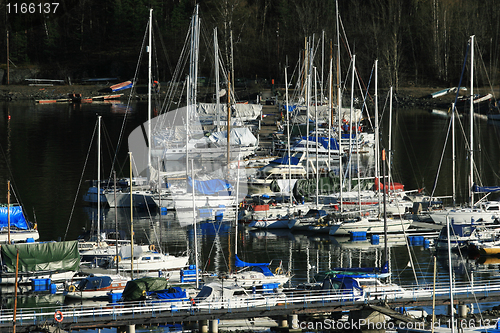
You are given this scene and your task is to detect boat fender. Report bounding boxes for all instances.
[275,267,283,275]
[68,285,76,293]
[54,310,64,323]
[149,244,156,251]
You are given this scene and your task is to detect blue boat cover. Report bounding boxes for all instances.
[286,105,298,112]
[78,276,112,290]
[270,155,301,166]
[235,254,274,276]
[303,136,339,150]
[472,184,500,193]
[147,287,188,300]
[187,177,233,195]
[0,206,29,230]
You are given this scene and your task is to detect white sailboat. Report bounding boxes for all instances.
[428,35,500,225]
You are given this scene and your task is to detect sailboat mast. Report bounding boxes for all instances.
[227,72,231,170]
[191,160,199,289]
[388,87,393,197]
[469,35,474,207]
[314,67,319,207]
[147,8,152,172]
[129,152,134,279]
[7,180,10,244]
[374,60,380,214]
[114,171,119,274]
[336,0,343,212]
[452,102,456,207]
[285,67,292,206]
[214,28,220,132]
[446,216,455,333]
[328,45,333,166]
[349,55,355,192]
[97,115,101,245]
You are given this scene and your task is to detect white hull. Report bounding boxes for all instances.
[118,252,189,273]
[155,194,236,210]
[330,218,413,236]
[429,210,500,225]
[0,270,77,285]
[104,190,156,208]
[0,230,39,243]
[248,218,291,229]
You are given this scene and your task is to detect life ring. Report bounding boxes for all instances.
[275,267,283,275]
[113,255,121,262]
[191,298,196,305]
[149,244,156,251]
[54,310,64,323]
[68,285,76,293]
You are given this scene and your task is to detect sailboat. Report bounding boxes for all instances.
[0,203,39,243]
[128,6,255,215]
[428,35,500,226]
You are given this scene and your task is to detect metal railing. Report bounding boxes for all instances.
[2,280,500,327]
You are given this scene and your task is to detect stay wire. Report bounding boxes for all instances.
[63,119,98,241]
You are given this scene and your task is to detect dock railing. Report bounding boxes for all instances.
[2,279,500,327]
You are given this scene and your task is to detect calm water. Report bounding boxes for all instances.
[2,100,500,330]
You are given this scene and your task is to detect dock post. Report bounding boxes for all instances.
[199,319,209,333]
[279,315,288,328]
[117,325,136,333]
[209,319,219,333]
[288,314,299,329]
[459,305,469,317]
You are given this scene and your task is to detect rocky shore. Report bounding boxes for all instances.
[0,83,476,110]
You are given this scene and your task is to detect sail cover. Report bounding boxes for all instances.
[0,206,29,230]
[208,127,257,146]
[235,254,270,268]
[187,177,233,195]
[472,184,500,193]
[1,240,80,273]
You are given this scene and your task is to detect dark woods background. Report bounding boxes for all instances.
[2,0,500,90]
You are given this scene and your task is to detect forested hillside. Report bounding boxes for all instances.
[1,0,500,89]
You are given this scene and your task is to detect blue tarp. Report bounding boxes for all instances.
[472,184,500,193]
[235,254,270,267]
[302,136,340,150]
[0,206,29,230]
[269,155,301,166]
[286,105,298,112]
[147,287,188,300]
[187,177,233,195]
[78,276,112,291]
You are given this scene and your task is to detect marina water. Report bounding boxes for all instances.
[2,100,500,332]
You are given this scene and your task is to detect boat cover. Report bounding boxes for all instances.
[147,287,188,300]
[122,277,170,301]
[269,155,301,166]
[472,184,500,193]
[373,178,404,191]
[293,177,339,201]
[302,136,339,150]
[0,206,29,230]
[187,177,233,195]
[235,254,270,268]
[1,240,80,273]
[78,276,112,290]
[208,127,258,146]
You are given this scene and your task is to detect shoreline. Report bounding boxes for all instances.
[0,84,484,111]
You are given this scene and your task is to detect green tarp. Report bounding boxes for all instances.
[1,240,80,273]
[122,277,170,301]
[293,177,340,201]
